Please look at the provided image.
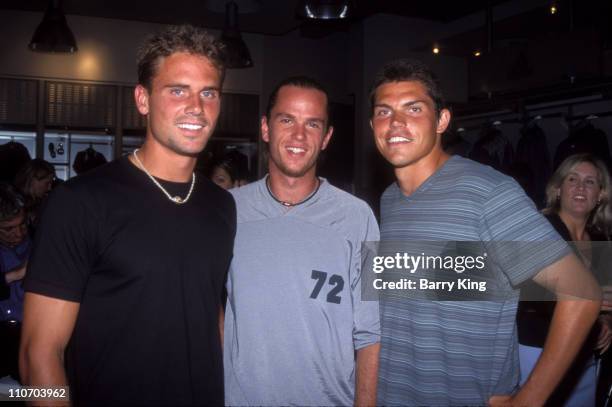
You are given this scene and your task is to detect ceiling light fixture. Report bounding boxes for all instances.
[473,50,481,57]
[220,1,253,69]
[550,1,558,15]
[297,0,352,20]
[433,46,440,55]
[29,0,77,53]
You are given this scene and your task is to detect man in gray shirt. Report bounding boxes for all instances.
[224,76,380,406]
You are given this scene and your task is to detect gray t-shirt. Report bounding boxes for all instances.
[224,177,380,406]
[377,155,568,406]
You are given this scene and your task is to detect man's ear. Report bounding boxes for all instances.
[134,85,150,116]
[436,108,451,135]
[321,126,334,151]
[261,116,270,143]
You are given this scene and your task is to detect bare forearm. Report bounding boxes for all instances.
[355,343,380,407]
[20,343,70,406]
[515,299,600,406]
[20,344,68,386]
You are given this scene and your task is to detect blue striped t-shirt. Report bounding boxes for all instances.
[377,155,568,406]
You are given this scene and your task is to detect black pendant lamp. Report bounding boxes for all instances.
[220,1,253,68]
[29,0,78,53]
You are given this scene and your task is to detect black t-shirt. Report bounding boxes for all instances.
[25,156,236,406]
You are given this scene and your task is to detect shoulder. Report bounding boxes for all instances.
[229,179,260,202]
[56,158,128,196]
[321,181,375,217]
[444,156,516,191]
[316,180,380,240]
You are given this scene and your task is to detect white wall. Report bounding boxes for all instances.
[0,9,264,93]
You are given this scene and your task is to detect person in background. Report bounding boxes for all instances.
[0,183,31,381]
[0,142,30,184]
[209,153,240,190]
[13,159,55,230]
[518,153,612,406]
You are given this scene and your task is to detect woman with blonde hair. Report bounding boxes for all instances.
[518,153,612,406]
[543,153,612,240]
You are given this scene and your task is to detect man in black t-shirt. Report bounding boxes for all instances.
[20,25,235,406]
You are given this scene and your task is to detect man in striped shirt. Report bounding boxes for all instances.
[369,59,601,406]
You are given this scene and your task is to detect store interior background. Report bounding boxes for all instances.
[0,0,611,211]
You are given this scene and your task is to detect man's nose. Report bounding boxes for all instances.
[390,111,406,128]
[186,94,204,115]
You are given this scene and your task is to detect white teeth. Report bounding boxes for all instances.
[177,123,203,130]
[287,147,305,153]
[388,136,411,143]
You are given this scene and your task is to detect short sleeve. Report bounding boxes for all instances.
[351,205,381,350]
[479,180,570,286]
[24,185,98,302]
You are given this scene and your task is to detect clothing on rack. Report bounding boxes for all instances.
[553,121,611,171]
[73,146,108,175]
[442,130,472,158]
[514,122,551,208]
[469,125,514,175]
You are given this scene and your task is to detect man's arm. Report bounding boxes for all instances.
[354,343,380,407]
[20,292,80,389]
[218,306,224,350]
[490,253,601,407]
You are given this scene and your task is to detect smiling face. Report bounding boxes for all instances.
[558,161,603,218]
[370,80,450,171]
[262,85,333,179]
[135,52,222,157]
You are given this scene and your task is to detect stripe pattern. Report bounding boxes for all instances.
[378,155,568,406]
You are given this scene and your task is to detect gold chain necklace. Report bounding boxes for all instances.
[132,149,195,205]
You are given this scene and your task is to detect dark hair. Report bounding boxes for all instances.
[137,24,226,90]
[0,182,25,222]
[369,59,446,116]
[14,159,55,199]
[209,154,239,183]
[265,76,331,126]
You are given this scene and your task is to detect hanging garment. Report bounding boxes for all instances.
[514,123,551,208]
[442,130,472,158]
[469,125,514,175]
[73,147,108,175]
[553,121,611,171]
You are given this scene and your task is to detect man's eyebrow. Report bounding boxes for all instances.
[373,103,391,110]
[162,84,220,93]
[374,100,429,109]
[163,84,189,89]
[402,99,428,107]
[273,112,296,120]
[306,117,325,124]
